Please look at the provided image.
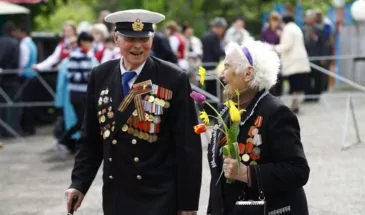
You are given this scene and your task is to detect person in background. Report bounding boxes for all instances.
[261,11,283,96]
[274,15,310,113]
[314,9,333,92]
[98,10,114,32]
[92,23,109,63]
[0,24,21,137]
[152,24,178,64]
[303,10,326,102]
[224,17,254,46]
[7,22,38,136]
[202,17,227,70]
[202,17,227,104]
[33,21,77,71]
[56,32,99,158]
[182,24,203,78]
[165,21,188,70]
[101,35,121,63]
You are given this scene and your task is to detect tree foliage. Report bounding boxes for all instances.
[27,0,356,36]
[32,0,95,33]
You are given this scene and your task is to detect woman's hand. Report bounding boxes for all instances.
[223,157,249,183]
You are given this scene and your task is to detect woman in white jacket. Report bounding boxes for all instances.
[275,15,310,113]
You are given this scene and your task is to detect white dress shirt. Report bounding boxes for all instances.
[19,37,31,69]
[120,57,146,88]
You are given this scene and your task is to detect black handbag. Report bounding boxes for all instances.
[230,165,267,215]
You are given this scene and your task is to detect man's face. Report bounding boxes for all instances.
[212,26,226,38]
[115,34,153,69]
[10,29,21,40]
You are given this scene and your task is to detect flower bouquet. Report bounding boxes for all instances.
[190,66,244,183]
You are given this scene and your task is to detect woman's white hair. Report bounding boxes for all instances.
[224,41,280,91]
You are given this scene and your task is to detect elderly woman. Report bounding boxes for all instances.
[207,41,310,215]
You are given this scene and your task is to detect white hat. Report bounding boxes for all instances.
[104,9,165,38]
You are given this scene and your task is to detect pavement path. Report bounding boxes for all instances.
[1,94,365,215]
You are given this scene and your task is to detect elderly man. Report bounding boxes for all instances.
[65,9,202,215]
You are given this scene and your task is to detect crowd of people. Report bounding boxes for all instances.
[0,8,333,152]
[0,5,340,215]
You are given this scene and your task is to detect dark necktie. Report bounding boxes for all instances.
[122,71,137,97]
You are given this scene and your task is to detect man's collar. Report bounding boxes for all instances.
[120,57,146,76]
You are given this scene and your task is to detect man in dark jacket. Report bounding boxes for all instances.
[0,31,21,137]
[303,10,326,102]
[201,17,227,106]
[202,17,227,71]
[152,30,178,64]
[65,9,202,215]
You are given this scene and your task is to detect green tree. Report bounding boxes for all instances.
[33,0,95,33]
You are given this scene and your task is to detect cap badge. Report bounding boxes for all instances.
[132,18,144,31]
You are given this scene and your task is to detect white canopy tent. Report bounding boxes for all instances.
[0,2,30,15]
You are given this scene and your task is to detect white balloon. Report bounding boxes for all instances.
[351,0,365,21]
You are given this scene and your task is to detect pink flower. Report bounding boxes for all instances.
[190,91,206,104]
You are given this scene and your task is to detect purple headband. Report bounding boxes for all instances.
[241,47,253,66]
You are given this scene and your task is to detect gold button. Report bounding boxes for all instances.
[134,157,140,163]
[112,139,117,145]
[136,175,142,180]
[109,175,114,179]
[108,158,112,162]
[131,139,137,145]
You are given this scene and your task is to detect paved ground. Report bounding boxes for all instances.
[1,92,365,215]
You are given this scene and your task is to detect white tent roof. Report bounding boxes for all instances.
[0,2,30,15]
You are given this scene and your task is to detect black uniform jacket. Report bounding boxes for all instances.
[69,57,202,215]
[207,91,310,215]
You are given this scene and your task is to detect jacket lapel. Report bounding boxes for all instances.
[110,62,122,112]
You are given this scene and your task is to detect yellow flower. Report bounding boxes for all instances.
[224,100,241,123]
[198,66,206,86]
[224,100,236,107]
[229,105,241,123]
[199,111,210,125]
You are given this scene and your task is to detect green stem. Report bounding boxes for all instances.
[204,102,228,134]
[206,126,227,137]
[216,77,226,89]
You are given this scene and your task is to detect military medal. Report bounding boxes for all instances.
[100,115,106,123]
[107,111,114,119]
[253,134,262,146]
[164,101,170,108]
[103,130,110,139]
[246,141,254,153]
[241,154,250,162]
[122,124,129,132]
[152,135,158,142]
[254,116,263,127]
[150,123,155,134]
[253,147,261,156]
[148,96,155,103]
[153,116,161,124]
[249,161,258,166]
